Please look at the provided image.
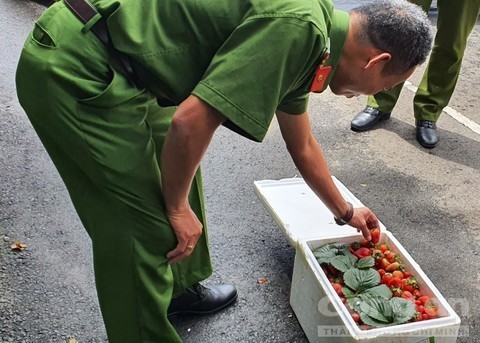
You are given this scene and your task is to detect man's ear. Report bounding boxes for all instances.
[364,52,392,69]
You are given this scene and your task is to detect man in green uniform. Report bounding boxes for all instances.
[16,0,432,341]
[351,0,480,148]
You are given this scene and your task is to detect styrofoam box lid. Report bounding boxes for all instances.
[253,176,387,245]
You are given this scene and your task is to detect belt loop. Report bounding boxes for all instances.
[81,12,103,33]
[64,0,143,89]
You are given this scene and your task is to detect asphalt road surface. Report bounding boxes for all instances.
[1,1,479,342]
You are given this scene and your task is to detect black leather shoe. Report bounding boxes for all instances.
[168,283,237,317]
[351,106,391,132]
[416,120,438,148]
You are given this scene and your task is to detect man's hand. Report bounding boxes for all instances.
[166,206,203,264]
[348,207,380,241]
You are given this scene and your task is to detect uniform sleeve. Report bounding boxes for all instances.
[277,91,310,114]
[192,17,324,142]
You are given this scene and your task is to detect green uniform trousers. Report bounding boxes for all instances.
[15,3,212,342]
[367,0,480,121]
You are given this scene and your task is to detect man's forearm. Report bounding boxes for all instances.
[276,110,350,219]
[161,121,205,212]
[161,95,225,213]
[288,134,349,219]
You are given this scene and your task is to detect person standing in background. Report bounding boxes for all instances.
[351,0,480,148]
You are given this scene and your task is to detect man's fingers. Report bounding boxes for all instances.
[169,254,188,264]
[168,249,190,264]
[167,241,197,264]
[367,213,380,229]
[361,225,372,241]
[166,246,183,260]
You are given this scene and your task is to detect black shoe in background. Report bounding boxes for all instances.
[351,106,391,132]
[416,120,439,148]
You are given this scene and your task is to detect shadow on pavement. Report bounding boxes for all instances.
[382,117,480,171]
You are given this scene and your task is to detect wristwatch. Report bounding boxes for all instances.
[334,202,354,226]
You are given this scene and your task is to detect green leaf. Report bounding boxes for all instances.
[314,256,334,265]
[331,255,355,272]
[313,253,335,265]
[342,287,355,299]
[344,268,381,292]
[313,243,347,255]
[313,243,347,264]
[357,297,416,328]
[359,297,391,323]
[342,248,358,264]
[356,256,375,269]
[360,312,392,327]
[362,284,392,300]
[332,242,349,251]
[390,297,417,324]
[347,296,362,312]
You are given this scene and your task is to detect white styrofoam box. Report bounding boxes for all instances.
[253,177,387,245]
[291,230,461,342]
[254,177,461,342]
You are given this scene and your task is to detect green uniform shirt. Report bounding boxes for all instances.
[94,0,349,142]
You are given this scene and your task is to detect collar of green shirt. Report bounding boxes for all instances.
[322,9,349,90]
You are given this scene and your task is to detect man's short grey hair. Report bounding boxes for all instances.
[351,0,433,76]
